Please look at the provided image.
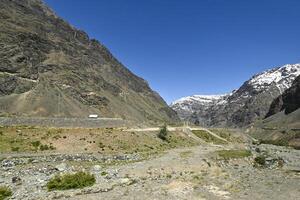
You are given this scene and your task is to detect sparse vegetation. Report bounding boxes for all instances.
[158,125,168,141]
[260,139,289,147]
[0,186,12,200]
[192,130,226,144]
[180,150,193,158]
[47,172,96,191]
[0,126,198,154]
[40,144,55,151]
[208,128,243,143]
[217,150,252,159]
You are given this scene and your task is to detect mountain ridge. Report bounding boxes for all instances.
[171,63,300,127]
[0,0,179,123]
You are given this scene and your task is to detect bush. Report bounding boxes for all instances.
[98,142,105,149]
[47,172,96,191]
[31,141,41,148]
[11,147,20,152]
[40,144,49,151]
[158,125,168,141]
[0,186,12,200]
[254,155,266,166]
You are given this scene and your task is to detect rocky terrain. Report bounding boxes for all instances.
[170,94,230,124]
[266,75,300,118]
[171,64,300,127]
[0,125,299,200]
[0,0,178,123]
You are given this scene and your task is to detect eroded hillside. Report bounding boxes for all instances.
[0,0,178,123]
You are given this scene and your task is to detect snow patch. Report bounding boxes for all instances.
[248,63,300,91]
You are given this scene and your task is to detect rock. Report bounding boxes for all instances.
[55,163,67,172]
[120,178,131,185]
[265,157,274,162]
[255,147,261,153]
[12,176,22,185]
[92,165,101,171]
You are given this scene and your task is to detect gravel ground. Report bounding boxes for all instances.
[0,143,299,200]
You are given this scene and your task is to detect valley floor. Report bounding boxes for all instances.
[0,126,299,200]
[71,145,300,200]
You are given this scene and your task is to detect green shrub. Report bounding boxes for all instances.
[31,141,41,148]
[217,150,252,159]
[100,171,108,176]
[40,144,50,151]
[11,147,20,152]
[47,172,95,191]
[98,142,105,149]
[254,155,266,166]
[158,125,168,141]
[0,186,12,200]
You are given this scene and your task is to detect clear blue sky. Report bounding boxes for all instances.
[44,0,300,103]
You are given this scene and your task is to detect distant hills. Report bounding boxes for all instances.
[171,63,300,127]
[0,0,179,123]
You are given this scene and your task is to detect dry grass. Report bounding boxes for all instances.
[179,150,193,159]
[0,186,12,200]
[208,128,244,143]
[192,130,226,144]
[0,126,199,154]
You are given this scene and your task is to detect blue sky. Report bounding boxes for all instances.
[44,0,300,103]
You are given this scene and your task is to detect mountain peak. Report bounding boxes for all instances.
[171,63,300,127]
[170,94,228,106]
[247,63,300,92]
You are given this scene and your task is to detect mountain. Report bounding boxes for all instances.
[0,0,179,123]
[248,76,300,149]
[254,75,300,129]
[171,63,300,127]
[170,94,230,125]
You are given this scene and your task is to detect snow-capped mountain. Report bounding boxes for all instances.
[171,63,300,127]
[170,95,228,111]
[248,64,300,92]
[170,94,229,120]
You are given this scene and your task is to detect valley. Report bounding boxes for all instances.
[0,125,300,200]
[0,0,299,200]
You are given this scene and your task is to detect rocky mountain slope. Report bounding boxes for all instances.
[254,74,300,131]
[170,94,230,125]
[265,75,300,118]
[171,63,300,127]
[0,0,179,123]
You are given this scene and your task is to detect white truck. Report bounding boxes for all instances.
[88,114,98,118]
